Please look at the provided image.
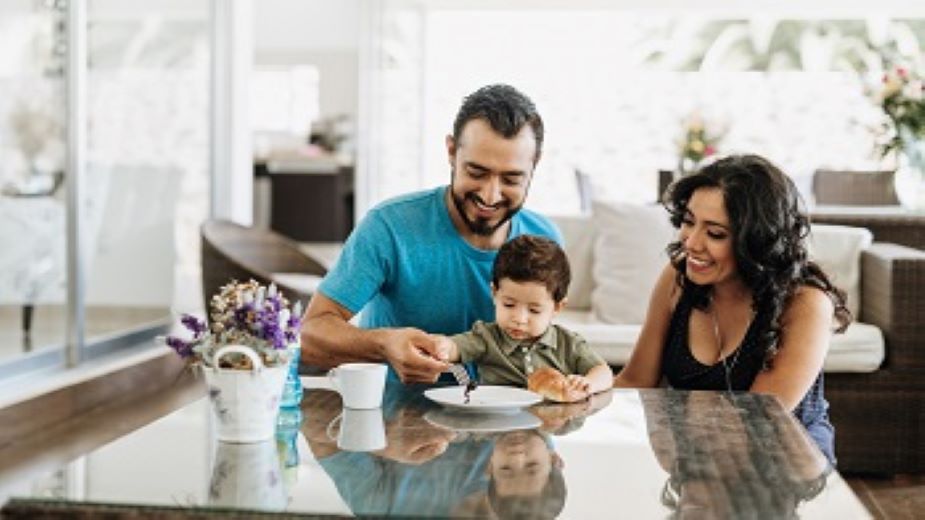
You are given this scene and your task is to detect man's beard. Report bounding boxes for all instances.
[451,189,522,237]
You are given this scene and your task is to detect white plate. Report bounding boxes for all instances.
[424,385,542,414]
[424,409,541,433]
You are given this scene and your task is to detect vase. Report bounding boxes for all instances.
[678,157,701,176]
[203,345,288,443]
[275,407,303,492]
[894,136,925,212]
[208,440,287,511]
[279,343,303,409]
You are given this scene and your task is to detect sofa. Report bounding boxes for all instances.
[551,201,925,475]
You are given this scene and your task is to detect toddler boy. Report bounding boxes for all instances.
[435,235,612,402]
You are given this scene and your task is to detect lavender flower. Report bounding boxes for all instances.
[165,279,299,367]
[166,336,194,358]
[180,314,207,336]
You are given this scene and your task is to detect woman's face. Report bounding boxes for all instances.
[678,188,738,287]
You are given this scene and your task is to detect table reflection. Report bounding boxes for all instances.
[301,381,609,518]
[641,391,830,519]
[0,382,868,518]
[207,440,287,511]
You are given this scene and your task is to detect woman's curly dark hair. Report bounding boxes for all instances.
[664,154,851,368]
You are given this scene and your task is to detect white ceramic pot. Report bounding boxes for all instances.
[893,161,925,212]
[203,345,288,443]
[894,144,925,212]
[208,440,287,511]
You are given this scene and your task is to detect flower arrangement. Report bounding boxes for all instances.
[163,280,302,369]
[677,112,723,173]
[872,64,925,158]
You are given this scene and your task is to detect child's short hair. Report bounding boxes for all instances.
[492,235,570,302]
[487,466,566,520]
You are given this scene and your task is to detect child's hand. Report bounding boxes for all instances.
[565,374,590,394]
[429,334,458,363]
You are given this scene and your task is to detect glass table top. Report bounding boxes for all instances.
[0,377,870,519]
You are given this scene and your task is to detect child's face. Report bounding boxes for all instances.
[489,430,554,496]
[492,278,563,341]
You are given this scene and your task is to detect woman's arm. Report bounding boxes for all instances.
[613,263,679,388]
[750,286,834,411]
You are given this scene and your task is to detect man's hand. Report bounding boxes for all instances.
[375,407,457,464]
[382,328,450,383]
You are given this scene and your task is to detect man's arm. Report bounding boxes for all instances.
[300,292,450,383]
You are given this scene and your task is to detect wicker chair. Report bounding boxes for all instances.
[824,241,925,474]
[200,220,327,313]
[812,169,899,206]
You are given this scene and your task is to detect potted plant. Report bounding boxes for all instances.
[871,64,925,210]
[163,279,302,443]
[676,112,724,175]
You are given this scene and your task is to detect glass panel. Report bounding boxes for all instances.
[84,0,211,341]
[0,1,69,359]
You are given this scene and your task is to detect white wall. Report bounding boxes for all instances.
[253,0,360,121]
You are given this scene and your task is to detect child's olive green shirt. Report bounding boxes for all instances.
[451,321,605,386]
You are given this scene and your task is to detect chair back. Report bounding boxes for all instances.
[200,220,327,314]
[813,169,899,206]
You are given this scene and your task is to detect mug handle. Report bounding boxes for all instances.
[212,345,264,373]
[327,367,340,391]
[325,411,344,441]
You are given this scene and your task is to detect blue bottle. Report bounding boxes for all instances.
[275,406,303,490]
[280,343,303,409]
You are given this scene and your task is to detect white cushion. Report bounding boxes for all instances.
[556,310,884,374]
[821,322,884,373]
[590,200,675,324]
[550,214,596,310]
[270,272,324,295]
[807,224,872,318]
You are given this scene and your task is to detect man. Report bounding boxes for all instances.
[301,84,562,383]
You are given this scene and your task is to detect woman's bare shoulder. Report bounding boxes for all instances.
[784,284,835,322]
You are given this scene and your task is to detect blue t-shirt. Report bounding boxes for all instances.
[319,186,562,335]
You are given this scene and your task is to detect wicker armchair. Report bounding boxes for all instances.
[812,169,899,206]
[200,220,327,313]
[825,241,925,474]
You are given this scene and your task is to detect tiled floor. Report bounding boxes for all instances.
[846,475,925,519]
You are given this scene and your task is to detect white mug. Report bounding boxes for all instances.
[328,362,387,409]
[326,407,387,452]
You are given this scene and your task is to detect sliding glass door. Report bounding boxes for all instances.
[0,1,69,363]
[0,0,213,377]
[84,0,211,346]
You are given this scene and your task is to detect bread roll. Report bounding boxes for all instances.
[527,367,588,403]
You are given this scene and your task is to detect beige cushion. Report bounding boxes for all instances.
[590,200,675,324]
[807,224,872,318]
[556,310,884,374]
[566,205,870,322]
[551,214,596,310]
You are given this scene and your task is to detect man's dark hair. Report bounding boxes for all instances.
[492,235,570,302]
[452,84,544,161]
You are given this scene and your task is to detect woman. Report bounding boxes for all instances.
[613,154,850,464]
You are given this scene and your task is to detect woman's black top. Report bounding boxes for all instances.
[661,285,836,465]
